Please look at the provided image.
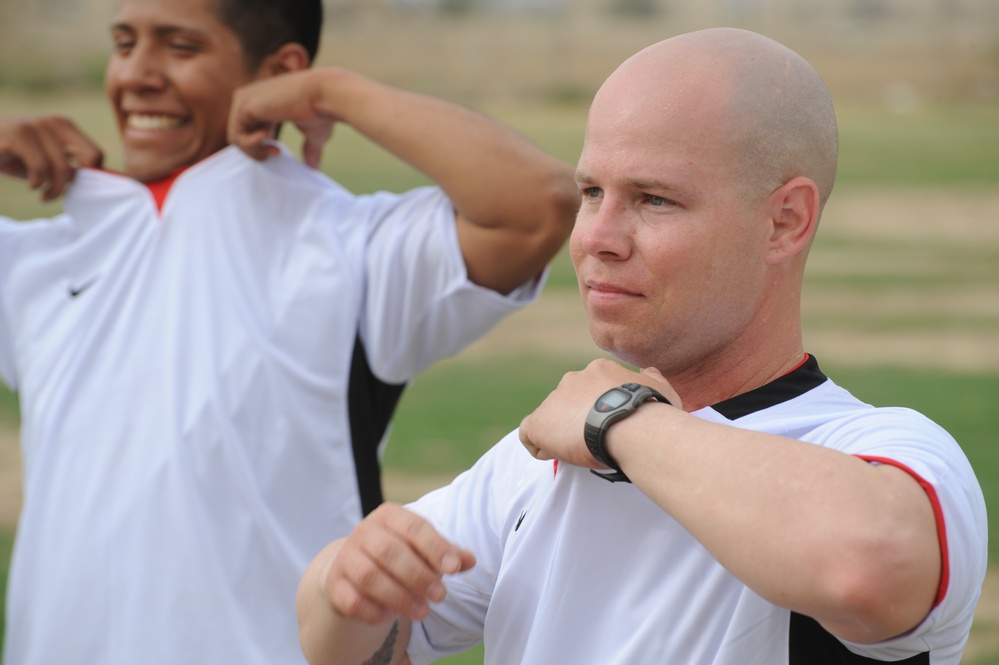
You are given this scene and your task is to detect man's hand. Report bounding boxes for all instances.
[228,70,337,169]
[519,359,681,468]
[321,503,476,625]
[0,116,103,202]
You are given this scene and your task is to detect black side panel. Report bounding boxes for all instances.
[347,333,407,516]
[789,613,929,664]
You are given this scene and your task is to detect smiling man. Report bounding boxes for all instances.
[0,0,577,663]
[294,29,987,665]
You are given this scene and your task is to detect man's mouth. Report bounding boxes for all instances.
[126,114,187,130]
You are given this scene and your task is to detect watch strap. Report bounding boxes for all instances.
[584,383,671,483]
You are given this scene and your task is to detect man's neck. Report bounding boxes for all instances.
[664,321,806,413]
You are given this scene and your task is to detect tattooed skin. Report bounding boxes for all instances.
[363,620,400,665]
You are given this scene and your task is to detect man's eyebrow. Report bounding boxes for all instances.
[625,177,684,193]
[109,22,207,39]
[576,172,684,194]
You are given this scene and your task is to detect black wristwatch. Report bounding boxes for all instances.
[583,382,671,483]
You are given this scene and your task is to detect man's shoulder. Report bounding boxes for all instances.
[190,145,352,199]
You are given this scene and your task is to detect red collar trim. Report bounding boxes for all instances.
[144,167,188,214]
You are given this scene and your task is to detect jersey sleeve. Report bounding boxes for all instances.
[816,408,988,662]
[0,216,43,389]
[405,431,546,664]
[0,213,76,390]
[353,186,545,384]
[0,220,16,388]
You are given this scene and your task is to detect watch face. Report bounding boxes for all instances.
[595,388,631,413]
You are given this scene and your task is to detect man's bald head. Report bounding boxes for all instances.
[590,28,838,211]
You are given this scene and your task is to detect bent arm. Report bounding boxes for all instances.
[606,404,942,644]
[517,361,943,645]
[296,503,476,665]
[230,68,578,294]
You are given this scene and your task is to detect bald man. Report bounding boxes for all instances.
[293,29,987,665]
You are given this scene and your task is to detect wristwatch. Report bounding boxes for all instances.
[583,382,671,483]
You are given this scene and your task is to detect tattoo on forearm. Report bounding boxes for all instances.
[362,620,400,665]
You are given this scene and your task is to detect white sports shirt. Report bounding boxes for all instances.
[407,356,988,665]
[0,145,543,665]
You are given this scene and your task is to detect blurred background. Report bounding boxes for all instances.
[1,0,998,105]
[1,0,998,663]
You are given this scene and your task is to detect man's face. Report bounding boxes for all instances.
[105,0,255,182]
[570,71,773,375]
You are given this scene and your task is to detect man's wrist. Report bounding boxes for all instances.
[583,383,671,483]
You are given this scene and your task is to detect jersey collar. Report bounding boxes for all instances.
[144,167,188,214]
[710,354,827,420]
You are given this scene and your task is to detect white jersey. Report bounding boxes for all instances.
[407,356,988,665]
[0,145,542,665]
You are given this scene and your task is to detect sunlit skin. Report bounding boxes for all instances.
[105,0,261,182]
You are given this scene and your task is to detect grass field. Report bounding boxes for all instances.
[0,88,997,663]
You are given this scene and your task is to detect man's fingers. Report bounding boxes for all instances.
[519,423,554,461]
[48,116,104,170]
[329,504,476,623]
[35,126,77,201]
[333,549,430,622]
[333,533,437,621]
[301,138,323,170]
[327,575,398,624]
[0,117,103,201]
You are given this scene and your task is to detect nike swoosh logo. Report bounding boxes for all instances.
[68,275,99,298]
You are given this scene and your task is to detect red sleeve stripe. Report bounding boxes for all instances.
[855,455,949,607]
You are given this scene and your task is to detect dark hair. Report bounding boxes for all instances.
[212,0,323,71]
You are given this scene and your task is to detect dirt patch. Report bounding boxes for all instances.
[967,571,999,662]
[0,429,21,529]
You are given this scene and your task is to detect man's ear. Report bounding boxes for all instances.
[256,43,310,79]
[765,176,820,265]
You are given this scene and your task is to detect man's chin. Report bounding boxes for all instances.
[122,146,202,183]
[124,160,182,183]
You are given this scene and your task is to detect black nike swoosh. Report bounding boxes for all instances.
[68,275,99,298]
[515,510,527,531]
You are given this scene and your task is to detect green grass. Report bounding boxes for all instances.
[384,356,578,474]
[836,104,999,185]
[0,390,16,429]
[0,530,10,651]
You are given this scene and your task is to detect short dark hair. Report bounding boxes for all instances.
[212,0,323,71]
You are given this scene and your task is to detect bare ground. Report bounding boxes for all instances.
[1,186,997,657]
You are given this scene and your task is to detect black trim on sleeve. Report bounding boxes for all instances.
[789,613,929,664]
[712,355,828,420]
[347,333,407,516]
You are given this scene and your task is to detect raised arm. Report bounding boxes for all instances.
[0,116,104,202]
[518,359,942,645]
[229,67,578,294]
[297,503,476,665]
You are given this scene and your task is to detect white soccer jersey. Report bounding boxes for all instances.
[407,356,988,665]
[0,145,542,665]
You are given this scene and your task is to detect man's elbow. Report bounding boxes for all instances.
[814,530,940,644]
[531,164,579,253]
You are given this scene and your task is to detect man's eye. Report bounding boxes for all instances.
[170,41,199,53]
[648,195,667,206]
[581,187,602,199]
